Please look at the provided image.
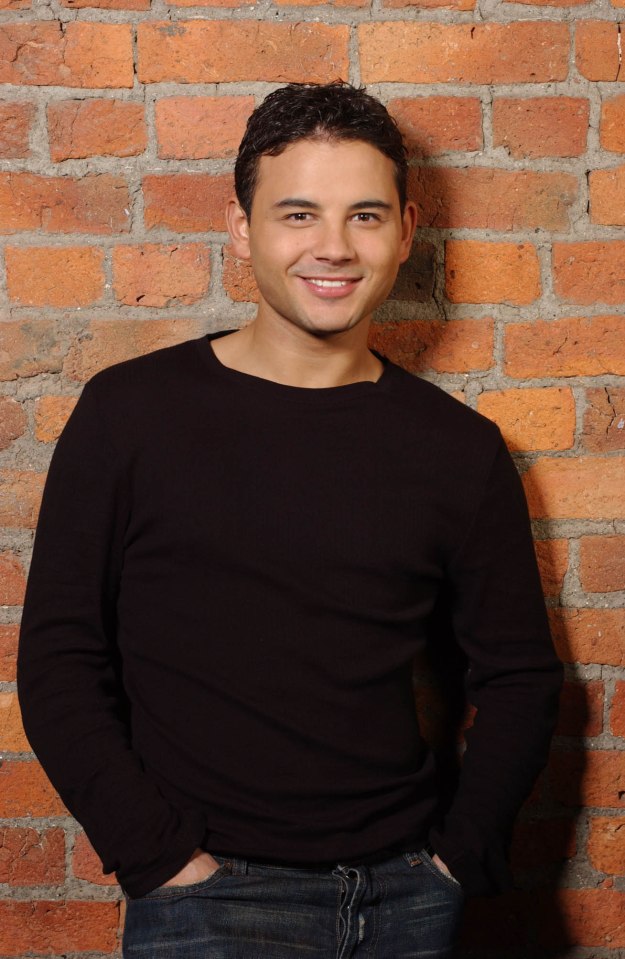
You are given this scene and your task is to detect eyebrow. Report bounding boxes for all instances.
[273,198,394,212]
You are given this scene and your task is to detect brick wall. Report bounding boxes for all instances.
[0,0,624,954]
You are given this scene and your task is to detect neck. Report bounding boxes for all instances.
[211,317,383,389]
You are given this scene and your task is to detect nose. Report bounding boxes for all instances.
[311,219,355,263]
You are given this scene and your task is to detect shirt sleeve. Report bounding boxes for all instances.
[428,431,564,897]
[17,379,206,899]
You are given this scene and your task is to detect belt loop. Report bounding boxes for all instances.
[229,856,248,876]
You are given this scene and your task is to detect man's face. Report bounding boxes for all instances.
[227,138,417,338]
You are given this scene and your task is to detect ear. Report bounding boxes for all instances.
[226,198,251,260]
[398,199,418,264]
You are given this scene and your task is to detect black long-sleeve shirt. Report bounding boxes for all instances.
[18,330,563,899]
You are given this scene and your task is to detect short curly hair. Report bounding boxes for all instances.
[234,81,408,219]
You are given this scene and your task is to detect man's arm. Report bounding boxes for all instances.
[429,433,563,897]
[17,379,207,899]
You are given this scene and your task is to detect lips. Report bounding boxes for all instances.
[298,276,362,298]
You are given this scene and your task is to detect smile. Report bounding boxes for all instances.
[305,279,356,288]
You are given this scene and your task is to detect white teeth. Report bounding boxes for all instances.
[307,279,351,288]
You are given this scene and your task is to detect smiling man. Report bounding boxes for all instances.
[18,83,562,959]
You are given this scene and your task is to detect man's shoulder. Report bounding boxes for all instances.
[85,335,205,399]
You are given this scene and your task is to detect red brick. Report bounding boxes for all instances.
[554,241,625,305]
[589,165,625,226]
[611,681,625,738]
[137,22,349,84]
[588,816,625,875]
[445,241,540,305]
[34,395,78,443]
[0,173,130,234]
[0,901,119,955]
[64,319,205,381]
[0,321,65,382]
[0,626,18,682]
[524,457,625,521]
[0,762,66,817]
[0,397,26,449]
[0,692,29,751]
[0,827,65,885]
[383,0,475,12]
[505,316,625,378]
[0,101,35,158]
[534,538,569,598]
[600,95,625,153]
[477,387,575,452]
[539,888,625,949]
[510,817,576,869]
[112,244,210,308]
[359,22,569,83]
[6,247,105,307]
[368,318,494,374]
[556,679,603,737]
[143,174,231,232]
[48,100,147,161]
[389,243,436,303]
[388,97,481,157]
[579,535,625,592]
[72,832,117,886]
[550,750,625,809]
[411,167,576,231]
[0,22,133,88]
[493,97,589,158]
[0,470,45,528]
[170,0,255,6]
[0,552,26,605]
[222,247,258,304]
[62,0,148,7]
[0,0,30,7]
[576,21,621,81]
[549,607,625,666]
[583,387,625,452]
[156,96,253,159]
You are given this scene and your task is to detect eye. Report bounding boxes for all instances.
[285,212,313,222]
[352,212,381,223]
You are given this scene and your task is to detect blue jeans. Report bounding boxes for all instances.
[122,847,464,958]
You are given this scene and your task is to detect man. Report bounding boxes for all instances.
[18,82,563,958]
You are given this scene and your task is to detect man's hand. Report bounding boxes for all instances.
[161,848,221,887]
[431,852,453,879]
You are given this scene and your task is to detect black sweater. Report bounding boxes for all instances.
[18,330,563,899]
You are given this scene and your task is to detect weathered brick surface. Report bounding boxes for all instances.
[549,750,625,809]
[0,901,120,954]
[610,681,625,738]
[587,816,625,875]
[0,396,26,449]
[504,316,625,378]
[0,692,30,751]
[523,457,625,521]
[359,22,569,83]
[72,832,118,886]
[0,626,18,682]
[0,552,26,605]
[553,242,625,305]
[410,167,576,230]
[583,387,625,452]
[0,173,130,234]
[0,321,65,382]
[575,21,621,81]
[579,535,625,593]
[34,395,78,443]
[0,23,134,88]
[143,174,231,232]
[112,244,210,308]
[388,97,482,156]
[549,608,625,666]
[589,165,625,226]
[600,95,625,153]
[0,827,65,886]
[0,470,45,528]
[534,538,568,599]
[5,246,105,307]
[445,241,540,304]
[155,96,253,159]
[137,22,349,83]
[492,97,589,158]
[48,100,147,161]
[476,387,575,452]
[0,101,35,158]
[0,762,66,818]
[368,318,494,374]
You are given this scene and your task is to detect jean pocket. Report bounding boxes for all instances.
[135,859,233,901]
[405,848,464,898]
